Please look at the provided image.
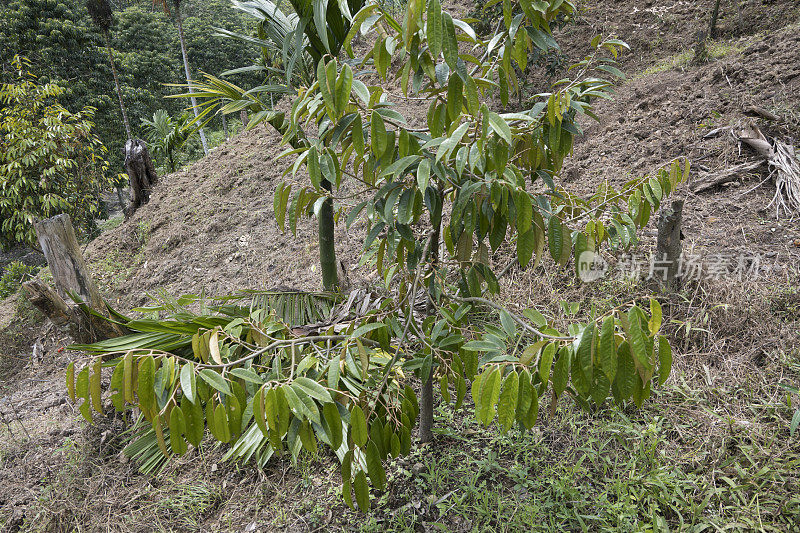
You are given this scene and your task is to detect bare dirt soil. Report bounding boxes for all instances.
[1,0,799,531]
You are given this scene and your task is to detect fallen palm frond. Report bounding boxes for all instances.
[734,121,800,217]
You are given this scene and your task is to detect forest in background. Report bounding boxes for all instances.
[0,0,261,173]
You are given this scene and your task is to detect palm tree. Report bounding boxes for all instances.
[86,0,132,139]
[153,0,209,155]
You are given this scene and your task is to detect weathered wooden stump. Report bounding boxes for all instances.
[123,138,158,218]
[656,199,684,290]
[21,214,123,343]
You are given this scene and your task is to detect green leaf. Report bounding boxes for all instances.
[417,158,431,192]
[123,352,134,403]
[292,376,332,403]
[427,0,443,59]
[138,356,156,415]
[538,343,555,382]
[548,216,563,263]
[478,368,502,426]
[497,371,519,432]
[323,402,343,450]
[612,341,636,402]
[180,362,196,404]
[791,409,800,438]
[90,358,102,413]
[353,470,370,512]
[516,192,532,234]
[365,441,386,490]
[487,111,512,144]
[441,12,458,70]
[370,111,388,158]
[598,316,617,381]
[522,382,539,429]
[517,229,535,268]
[77,365,91,423]
[169,406,188,455]
[523,308,547,327]
[657,336,672,386]
[307,146,321,189]
[576,324,594,385]
[298,419,317,453]
[66,362,75,402]
[649,299,662,335]
[336,64,354,116]
[182,394,204,447]
[214,403,231,443]
[229,367,264,385]
[499,310,516,337]
[199,369,231,396]
[351,321,386,339]
[110,362,125,411]
[350,404,368,447]
[552,348,570,397]
[625,308,652,381]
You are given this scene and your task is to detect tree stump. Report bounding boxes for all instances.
[21,214,123,343]
[656,200,684,290]
[123,138,158,218]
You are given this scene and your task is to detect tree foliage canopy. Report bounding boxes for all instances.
[0,56,112,248]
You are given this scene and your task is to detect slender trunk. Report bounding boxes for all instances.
[709,0,722,37]
[419,202,442,444]
[319,179,339,290]
[103,31,130,210]
[175,7,208,155]
[221,112,229,139]
[104,31,131,139]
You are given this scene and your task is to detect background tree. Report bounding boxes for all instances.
[86,0,132,139]
[0,0,260,171]
[152,0,209,155]
[0,57,113,248]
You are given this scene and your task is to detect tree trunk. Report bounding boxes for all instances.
[656,199,684,290]
[221,112,229,139]
[419,202,442,444]
[22,214,122,343]
[241,110,249,129]
[318,180,339,291]
[124,139,158,217]
[104,31,131,139]
[175,7,208,155]
[709,0,722,37]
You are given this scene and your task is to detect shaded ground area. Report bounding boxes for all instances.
[1,0,799,531]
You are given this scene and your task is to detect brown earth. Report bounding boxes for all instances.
[1,0,800,531]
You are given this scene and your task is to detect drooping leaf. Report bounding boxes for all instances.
[199,369,231,396]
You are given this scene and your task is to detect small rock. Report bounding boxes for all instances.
[411,462,425,477]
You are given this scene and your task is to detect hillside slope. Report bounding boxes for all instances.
[1,1,799,531]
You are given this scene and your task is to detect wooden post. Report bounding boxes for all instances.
[124,139,158,218]
[22,214,122,342]
[656,200,684,290]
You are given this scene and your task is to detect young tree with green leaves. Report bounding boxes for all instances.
[66,0,687,512]
[140,109,192,172]
[0,56,113,248]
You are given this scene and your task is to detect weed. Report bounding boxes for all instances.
[0,261,38,298]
